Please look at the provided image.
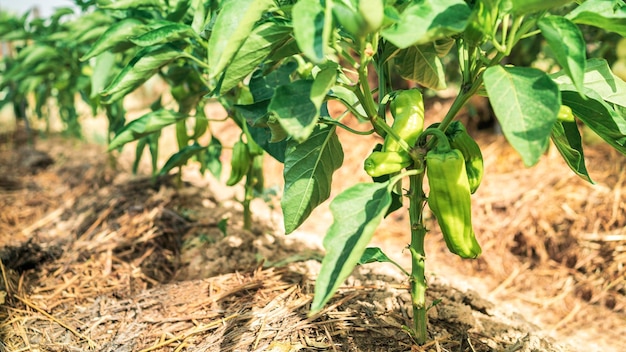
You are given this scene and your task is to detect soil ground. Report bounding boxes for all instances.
[0,98,625,351]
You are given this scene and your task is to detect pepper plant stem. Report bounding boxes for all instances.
[408,171,428,344]
[243,165,255,231]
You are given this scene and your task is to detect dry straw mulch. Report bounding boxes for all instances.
[1,124,625,351]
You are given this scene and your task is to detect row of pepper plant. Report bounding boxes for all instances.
[2,0,626,345]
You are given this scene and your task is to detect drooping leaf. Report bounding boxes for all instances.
[292,0,328,63]
[561,90,626,156]
[567,0,626,37]
[551,121,593,183]
[538,16,586,95]
[130,23,199,46]
[220,22,292,94]
[159,143,205,175]
[483,66,560,166]
[381,0,471,49]
[269,80,318,142]
[282,125,343,233]
[81,19,147,61]
[311,181,393,313]
[394,44,446,90]
[208,0,275,79]
[108,109,186,150]
[102,45,186,103]
[552,58,626,108]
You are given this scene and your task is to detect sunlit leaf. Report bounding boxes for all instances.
[567,0,626,36]
[311,181,392,313]
[483,66,560,166]
[220,22,292,93]
[552,59,626,108]
[159,143,205,175]
[511,0,574,14]
[108,109,186,150]
[381,0,471,48]
[130,23,199,47]
[538,16,586,94]
[292,0,328,63]
[97,0,163,10]
[394,44,446,90]
[102,45,186,103]
[208,0,274,79]
[81,19,147,61]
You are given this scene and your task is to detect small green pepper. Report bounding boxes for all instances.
[226,139,251,186]
[444,121,484,194]
[383,88,425,153]
[557,105,575,123]
[364,151,412,178]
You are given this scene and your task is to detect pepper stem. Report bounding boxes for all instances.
[418,128,451,151]
[408,170,428,344]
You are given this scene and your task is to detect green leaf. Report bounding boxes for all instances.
[483,66,560,166]
[159,143,205,176]
[131,23,199,46]
[208,0,275,79]
[108,109,186,150]
[510,0,574,14]
[220,22,292,94]
[81,19,147,61]
[21,45,58,68]
[201,137,223,178]
[132,132,160,175]
[394,44,446,90]
[551,121,593,183]
[269,80,318,142]
[311,181,392,313]
[552,58,626,108]
[249,62,297,101]
[91,51,117,98]
[292,0,328,63]
[358,247,394,265]
[190,0,208,33]
[538,16,586,95]
[567,0,626,37]
[248,125,288,162]
[166,0,191,22]
[311,64,338,108]
[102,45,186,104]
[98,0,163,10]
[282,125,343,233]
[381,0,471,49]
[561,90,626,156]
